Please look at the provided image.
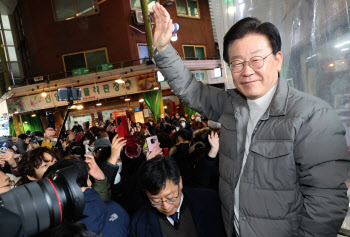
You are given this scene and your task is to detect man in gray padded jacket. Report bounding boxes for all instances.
[151,3,350,237]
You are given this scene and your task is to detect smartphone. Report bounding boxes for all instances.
[146,135,159,152]
[85,144,93,156]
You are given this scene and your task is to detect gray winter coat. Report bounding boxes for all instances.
[154,45,350,237]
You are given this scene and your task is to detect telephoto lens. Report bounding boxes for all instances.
[0,166,85,236]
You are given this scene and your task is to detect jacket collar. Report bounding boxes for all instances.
[265,77,289,117]
[226,77,289,118]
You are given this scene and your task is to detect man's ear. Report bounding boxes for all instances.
[179,176,183,190]
[275,51,283,71]
[27,175,37,181]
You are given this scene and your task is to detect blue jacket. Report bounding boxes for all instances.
[131,187,226,237]
[81,188,130,237]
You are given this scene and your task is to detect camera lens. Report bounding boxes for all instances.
[0,166,84,236]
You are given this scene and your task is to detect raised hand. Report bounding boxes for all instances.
[0,150,16,167]
[84,154,105,181]
[152,2,173,53]
[0,158,5,166]
[109,134,127,165]
[146,142,163,160]
[208,131,219,158]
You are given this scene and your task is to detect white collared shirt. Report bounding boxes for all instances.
[166,193,184,226]
[234,83,278,235]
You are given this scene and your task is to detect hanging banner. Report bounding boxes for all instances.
[7,76,159,113]
[192,70,208,84]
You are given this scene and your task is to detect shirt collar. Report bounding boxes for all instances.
[167,193,184,219]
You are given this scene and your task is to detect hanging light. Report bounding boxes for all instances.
[31,114,36,117]
[14,111,18,114]
[125,98,131,101]
[70,105,77,109]
[96,103,102,106]
[115,79,124,84]
[41,87,47,97]
[24,121,28,124]
[139,98,144,102]
[77,105,84,110]
[164,106,167,109]
[153,87,159,90]
[171,33,178,42]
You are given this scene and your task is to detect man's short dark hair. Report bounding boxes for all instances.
[156,132,172,149]
[171,120,179,127]
[164,125,175,135]
[49,222,97,237]
[173,129,191,142]
[138,156,181,195]
[34,131,44,137]
[18,147,61,180]
[43,159,89,188]
[223,17,282,64]
[18,134,28,140]
[95,146,111,166]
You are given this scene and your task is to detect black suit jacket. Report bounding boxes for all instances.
[131,187,226,237]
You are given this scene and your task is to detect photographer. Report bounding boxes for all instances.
[15,134,30,154]
[31,131,44,146]
[17,147,60,183]
[27,137,41,151]
[43,159,130,237]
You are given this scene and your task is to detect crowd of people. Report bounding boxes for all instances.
[0,111,225,237]
[1,2,350,237]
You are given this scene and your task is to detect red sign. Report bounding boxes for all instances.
[112,110,127,118]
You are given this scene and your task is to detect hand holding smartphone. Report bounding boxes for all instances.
[146,135,159,152]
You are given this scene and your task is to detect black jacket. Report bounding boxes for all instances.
[131,187,226,237]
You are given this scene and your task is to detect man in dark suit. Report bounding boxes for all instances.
[131,156,226,237]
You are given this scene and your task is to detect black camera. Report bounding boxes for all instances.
[0,166,85,236]
[151,138,156,144]
[29,138,37,143]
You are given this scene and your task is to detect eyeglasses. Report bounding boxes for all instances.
[150,185,180,207]
[0,180,15,189]
[229,52,273,73]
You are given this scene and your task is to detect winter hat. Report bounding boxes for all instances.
[124,134,142,159]
[93,138,111,151]
[179,117,186,122]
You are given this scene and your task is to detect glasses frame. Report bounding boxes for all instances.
[0,179,15,189]
[150,185,180,207]
[230,52,274,73]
